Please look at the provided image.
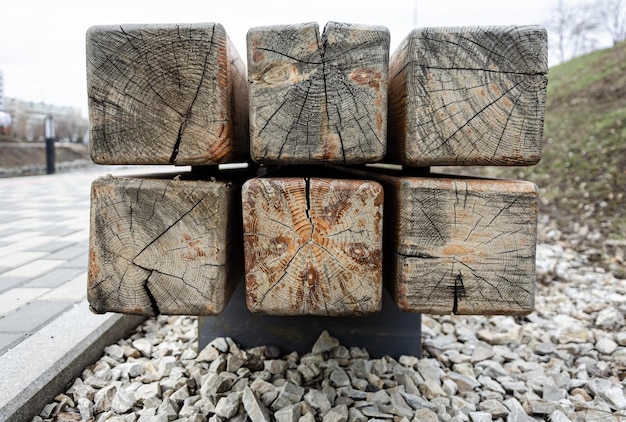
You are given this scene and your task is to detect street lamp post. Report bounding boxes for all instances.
[44,115,56,174]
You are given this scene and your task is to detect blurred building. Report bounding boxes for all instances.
[3,98,88,143]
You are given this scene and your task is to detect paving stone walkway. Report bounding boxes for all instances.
[0,170,92,354]
[0,165,175,355]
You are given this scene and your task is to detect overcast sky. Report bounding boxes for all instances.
[1,0,569,118]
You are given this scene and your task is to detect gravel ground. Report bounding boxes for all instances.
[32,223,626,422]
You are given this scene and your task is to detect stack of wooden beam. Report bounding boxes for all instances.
[86,22,547,320]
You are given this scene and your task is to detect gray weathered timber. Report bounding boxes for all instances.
[247,22,389,164]
[87,23,249,165]
[242,177,384,315]
[385,174,538,315]
[388,26,548,166]
[88,173,242,316]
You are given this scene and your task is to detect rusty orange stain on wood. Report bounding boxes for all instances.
[272,235,289,250]
[374,211,382,236]
[321,197,352,225]
[243,234,260,273]
[88,246,100,286]
[182,247,206,260]
[350,68,381,90]
[245,273,259,307]
[374,189,384,207]
[303,262,318,288]
[443,244,475,256]
[395,282,411,312]
[242,177,383,315]
[252,50,265,63]
[321,136,339,160]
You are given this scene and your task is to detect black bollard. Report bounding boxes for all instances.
[44,115,56,174]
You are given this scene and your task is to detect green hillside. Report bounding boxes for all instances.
[459,42,626,242]
[542,42,626,239]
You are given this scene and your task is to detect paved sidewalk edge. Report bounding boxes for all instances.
[0,301,146,422]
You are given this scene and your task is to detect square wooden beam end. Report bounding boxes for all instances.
[388,26,547,166]
[88,174,242,316]
[247,22,389,165]
[242,177,384,315]
[387,176,538,315]
[87,23,248,165]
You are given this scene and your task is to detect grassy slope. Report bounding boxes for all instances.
[457,42,626,241]
[542,42,626,240]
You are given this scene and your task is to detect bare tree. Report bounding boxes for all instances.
[547,0,599,63]
[593,0,626,45]
[547,0,570,63]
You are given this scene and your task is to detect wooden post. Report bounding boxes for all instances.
[388,26,548,166]
[87,23,249,165]
[378,172,538,315]
[247,22,389,164]
[242,177,384,315]
[88,173,242,316]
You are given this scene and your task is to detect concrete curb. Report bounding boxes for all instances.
[0,301,145,421]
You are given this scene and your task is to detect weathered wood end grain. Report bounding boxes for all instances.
[88,174,242,316]
[388,26,547,166]
[383,175,537,315]
[247,22,390,164]
[242,177,384,315]
[87,23,249,165]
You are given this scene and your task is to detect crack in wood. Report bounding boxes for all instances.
[416,65,544,76]
[387,26,546,166]
[89,176,240,316]
[248,22,388,164]
[170,25,216,164]
[243,178,383,315]
[87,23,247,165]
[117,26,180,117]
[170,126,184,164]
[452,271,465,314]
[132,189,210,260]
[143,275,161,316]
[256,47,322,65]
[304,177,313,234]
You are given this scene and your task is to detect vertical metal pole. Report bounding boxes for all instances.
[44,115,56,175]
